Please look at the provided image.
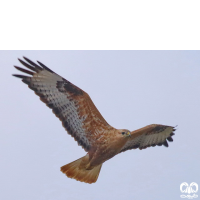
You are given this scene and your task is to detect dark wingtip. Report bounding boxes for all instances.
[18,57,38,72]
[23,56,30,61]
[167,136,173,142]
[170,132,175,136]
[23,57,43,71]
[18,58,24,64]
[14,66,34,75]
[12,74,27,79]
[37,60,54,73]
[163,140,168,147]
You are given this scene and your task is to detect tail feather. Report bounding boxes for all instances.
[61,157,102,184]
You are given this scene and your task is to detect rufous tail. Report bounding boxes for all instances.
[60,156,102,184]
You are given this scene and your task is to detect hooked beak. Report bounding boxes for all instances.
[127,132,131,137]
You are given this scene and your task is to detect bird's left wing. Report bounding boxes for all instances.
[120,124,176,153]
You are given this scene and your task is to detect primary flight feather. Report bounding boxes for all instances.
[13,57,176,184]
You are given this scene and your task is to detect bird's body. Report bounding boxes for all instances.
[13,57,176,184]
[85,128,130,168]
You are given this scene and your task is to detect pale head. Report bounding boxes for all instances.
[117,129,131,138]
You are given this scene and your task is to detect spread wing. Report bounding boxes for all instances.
[120,124,176,152]
[13,57,113,152]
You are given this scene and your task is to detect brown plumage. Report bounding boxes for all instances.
[13,57,176,184]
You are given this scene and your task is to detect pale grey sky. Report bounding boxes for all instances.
[1,51,199,200]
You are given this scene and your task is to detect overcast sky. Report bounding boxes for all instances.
[1,51,199,200]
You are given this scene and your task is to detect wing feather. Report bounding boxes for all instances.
[13,57,112,152]
[120,124,176,152]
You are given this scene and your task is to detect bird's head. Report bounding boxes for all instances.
[118,129,131,138]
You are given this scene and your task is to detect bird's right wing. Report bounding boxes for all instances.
[13,57,113,152]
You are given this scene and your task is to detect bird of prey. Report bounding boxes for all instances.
[13,57,176,184]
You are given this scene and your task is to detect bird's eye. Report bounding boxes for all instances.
[122,132,125,135]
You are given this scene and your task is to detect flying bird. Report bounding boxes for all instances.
[13,57,176,184]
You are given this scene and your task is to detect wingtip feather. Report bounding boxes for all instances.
[23,57,43,71]
[12,74,28,79]
[14,66,34,75]
[163,140,169,147]
[18,58,38,72]
[37,60,54,73]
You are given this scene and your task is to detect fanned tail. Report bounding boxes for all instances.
[61,156,102,184]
